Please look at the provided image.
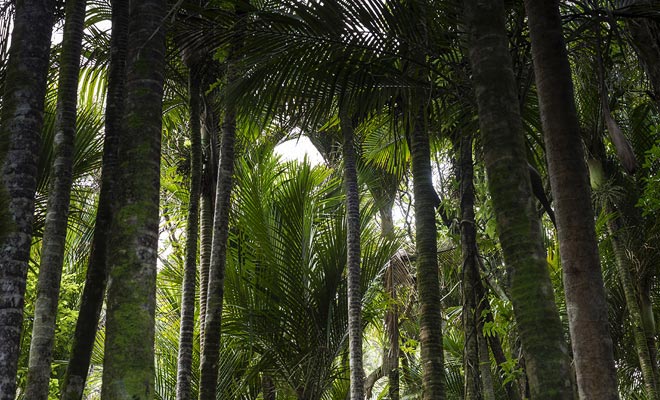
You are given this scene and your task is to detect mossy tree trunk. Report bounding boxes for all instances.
[100,0,166,398]
[175,64,203,400]
[60,1,128,398]
[463,0,574,398]
[25,1,86,398]
[0,1,55,397]
[523,1,619,398]
[339,104,364,400]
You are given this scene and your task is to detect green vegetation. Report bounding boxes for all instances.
[0,1,659,399]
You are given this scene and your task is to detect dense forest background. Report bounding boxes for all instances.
[0,0,659,399]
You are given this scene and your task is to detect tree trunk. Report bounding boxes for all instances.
[476,318,495,400]
[458,134,481,400]
[100,0,166,398]
[0,1,55,397]
[463,0,574,398]
[60,1,128,398]
[198,22,242,400]
[385,236,400,400]
[175,65,203,400]
[409,110,445,400]
[198,93,217,351]
[608,213,658,399]
[339,104,364,400]
[24,1,86,398]
[479,283,522,400]
[523,1,620,398]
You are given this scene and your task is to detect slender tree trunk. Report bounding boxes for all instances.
[100,0,166,398]
[479,284,521,400]
[523,1,619,398]
[458,134,481,400]
[458,135,498,400]
[0,1,55,397]
[384,235,400,400]
[409,110,445,400]
[364,203,399,399]
[339,104,364,400]
[60,1,128,398]
[608,213,658,399]
[198,23,242,400]
[24,1,86,398]
[198,94,217,348]
[639,288,660,388]
[463,0,574,398]
[476,318,495,400]
[175,66,203,400]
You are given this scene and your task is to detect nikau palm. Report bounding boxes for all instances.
[463,0,574,397]
[1,0,660,398]
[61,1,129,398]
[198,14,243,399]
[175,52,203,400]
[0,1,55,398]
[100,0,166,398]
[524,0,620,397]
[339,103,365,400]
[25,1,86,398]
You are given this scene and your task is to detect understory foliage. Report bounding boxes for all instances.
[1,0,660,399]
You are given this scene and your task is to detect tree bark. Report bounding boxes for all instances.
[198,94,217,351]
[60,1,128,398]
[198,21,242,400]
[385,238,400,400]
[175,65,203,400]
[458,134,481,400]
[523,1,619,398]
[0,1,55,397]
[409,110,445,400]
[463,0,574,398]
[476,318,495,400]
[25,1,86,398]
[339,104,364,400]
[100,0,166,398]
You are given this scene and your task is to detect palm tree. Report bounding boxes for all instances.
[523,0,620,398]
[457,133,482,400]
[221,146,400,399]
[175,47,204,400]
[0,1,55,397]
[198,90,218,349]
[24,1,87,398]
[198,11,243,398]
[463,0,574,398]
[60,0,128,397]
[339,103,365,400]
[100,0,167,397]
[408,110,445,400]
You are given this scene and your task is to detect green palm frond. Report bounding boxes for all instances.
[218,145,400,399]
[33,98,104,237]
